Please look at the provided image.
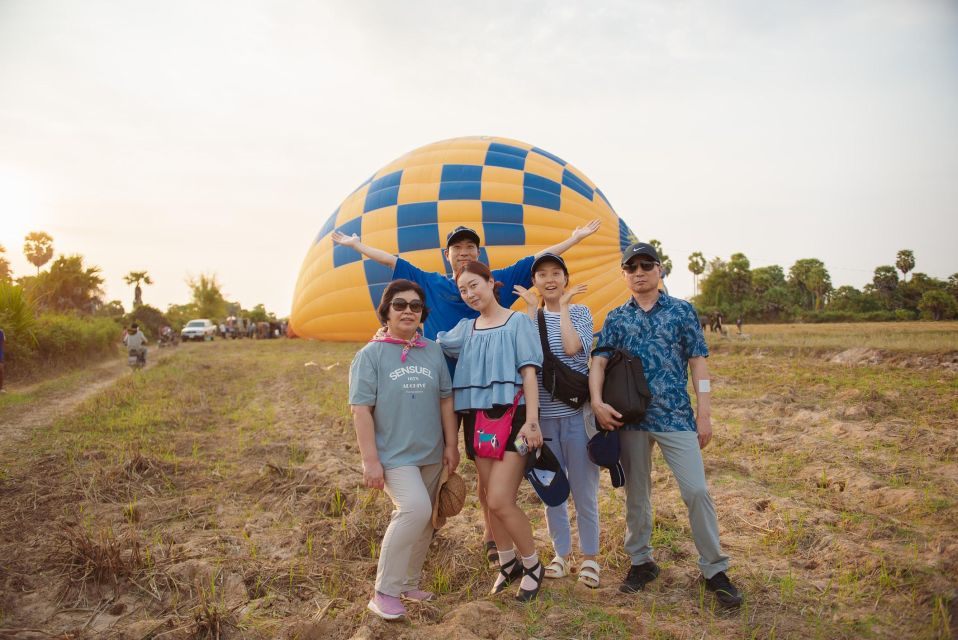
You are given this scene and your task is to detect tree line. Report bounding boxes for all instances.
[0,231,283,380]
[686,249,957,322]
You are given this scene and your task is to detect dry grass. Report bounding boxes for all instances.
[0,326,955,639]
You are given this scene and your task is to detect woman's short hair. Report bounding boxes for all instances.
[377,279,429,325]
[455,261,503,302]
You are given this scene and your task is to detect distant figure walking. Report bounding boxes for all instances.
[736,316,743,335]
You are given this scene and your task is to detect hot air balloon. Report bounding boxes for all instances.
[290,136,636,341]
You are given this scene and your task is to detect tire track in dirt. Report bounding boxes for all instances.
[0,349,178,453]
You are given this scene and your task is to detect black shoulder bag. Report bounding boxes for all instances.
[601,349,652,424]
[537,309,590,409]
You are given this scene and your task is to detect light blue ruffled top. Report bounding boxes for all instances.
[437,312,543,412]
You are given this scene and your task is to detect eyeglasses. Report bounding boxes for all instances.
[623,260,659,273]
[391,298,424,313]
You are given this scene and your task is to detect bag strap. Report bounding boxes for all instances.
[511,389,524,409]
[536,309,553,356]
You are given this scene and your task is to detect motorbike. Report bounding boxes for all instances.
[158,331,178,348]
[128,348,146,369]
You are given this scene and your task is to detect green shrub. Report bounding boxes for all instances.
[4,313,120,380]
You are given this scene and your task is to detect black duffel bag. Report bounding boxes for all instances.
[537,310,590,409]
[601,349,652,424]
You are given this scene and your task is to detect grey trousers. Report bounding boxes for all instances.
[619,430,730,579]
[375,462,443,596]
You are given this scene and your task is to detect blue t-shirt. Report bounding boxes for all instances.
[392,256,536,340]
[592,294,708,433]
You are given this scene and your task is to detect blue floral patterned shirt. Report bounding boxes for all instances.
[592,293,708,432]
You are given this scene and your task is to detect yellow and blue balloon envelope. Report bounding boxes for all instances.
[290,136,637,341]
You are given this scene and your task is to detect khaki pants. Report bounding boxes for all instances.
[375,463,443,596]
[619,430,729,579]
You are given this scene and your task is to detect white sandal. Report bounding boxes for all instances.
[544,555,568,579]
[577,559,601,588]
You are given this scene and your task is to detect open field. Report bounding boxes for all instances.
[0,323,956,639]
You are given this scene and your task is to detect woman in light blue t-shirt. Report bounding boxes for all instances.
[349,279,459,621]
[437,261,546,602]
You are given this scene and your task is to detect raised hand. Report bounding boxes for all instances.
[331,231,359,247]
[571,219,601,241]
[559,283,588,306]
[513,284,540,308]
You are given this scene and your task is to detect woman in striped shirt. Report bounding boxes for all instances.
[515,253,601,588]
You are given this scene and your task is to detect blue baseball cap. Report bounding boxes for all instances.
[446,226,481,247]
[524,442,570,507]
[587,430,625,488]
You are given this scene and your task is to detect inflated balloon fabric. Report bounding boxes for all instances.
[291,136,636,341]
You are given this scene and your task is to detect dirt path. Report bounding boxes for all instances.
[0,347,177,449]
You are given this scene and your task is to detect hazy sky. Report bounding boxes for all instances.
[1,0,956,315]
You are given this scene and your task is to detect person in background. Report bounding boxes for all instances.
[589,242,742,608]
[123,323,148,365]
[514,253,601,587]
[349,279,459,621]
[437,261,545,602]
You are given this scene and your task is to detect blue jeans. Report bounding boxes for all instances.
[539,412,600,557]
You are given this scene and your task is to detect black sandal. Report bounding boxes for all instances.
[516,561,544,602]
[491,557,523,594]
[485,540,499,567]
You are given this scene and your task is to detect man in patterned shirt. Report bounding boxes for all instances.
[588,242,742,608]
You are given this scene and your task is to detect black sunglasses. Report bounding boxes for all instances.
[623,260,659,273]
[391,298,424,313]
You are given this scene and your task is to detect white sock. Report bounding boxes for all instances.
[492,547,517,591]
[519,551,541,591]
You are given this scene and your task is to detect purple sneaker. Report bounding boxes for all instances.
[367,592,406,620]
[400,588,436,602]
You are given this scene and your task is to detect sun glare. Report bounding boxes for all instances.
[0,169,48,252]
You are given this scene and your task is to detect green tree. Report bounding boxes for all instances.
[688,251,706,296]
[125,304,169,338]
[23,231,54,275]
[96,299,126,319]
[872,265,900,310]
[948,274,958,300]
[648,239,672,277]
[751,265,786,297]
[20,254,104,314]
[918,289,957,321]
[788,259,832,311]
[187,273,228,320]
[0,283,37,347]
[895,249,915,282]
[123,271,153,308]
[727,253,752,302]
[0,244,12,284]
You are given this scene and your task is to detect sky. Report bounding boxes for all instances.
[1,0,956,316]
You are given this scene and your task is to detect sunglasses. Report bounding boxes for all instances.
[623,260,659,274]
[391,298,424,313]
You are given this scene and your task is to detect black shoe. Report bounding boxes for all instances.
[491,557,523,594]
[619,561,660,594]
[515,561,544,602]
[704,571,743,608]
[485,540,499,568]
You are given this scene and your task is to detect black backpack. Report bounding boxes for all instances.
[602,349,652,424]
[537,310,590,409]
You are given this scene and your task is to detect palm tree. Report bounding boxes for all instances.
[23,231,54,274]
[123,271,153,308]
[688,251,706,296]
[0,244,12,284]
[896,249,915,283]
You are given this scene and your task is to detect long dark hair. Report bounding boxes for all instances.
[377,279,429,325]
[455,261,503,302]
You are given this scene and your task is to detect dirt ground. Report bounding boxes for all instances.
[0,325,956,639]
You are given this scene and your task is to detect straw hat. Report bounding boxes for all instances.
[431,467,466,529]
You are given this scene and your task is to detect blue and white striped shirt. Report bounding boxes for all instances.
[536,304,593,418]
